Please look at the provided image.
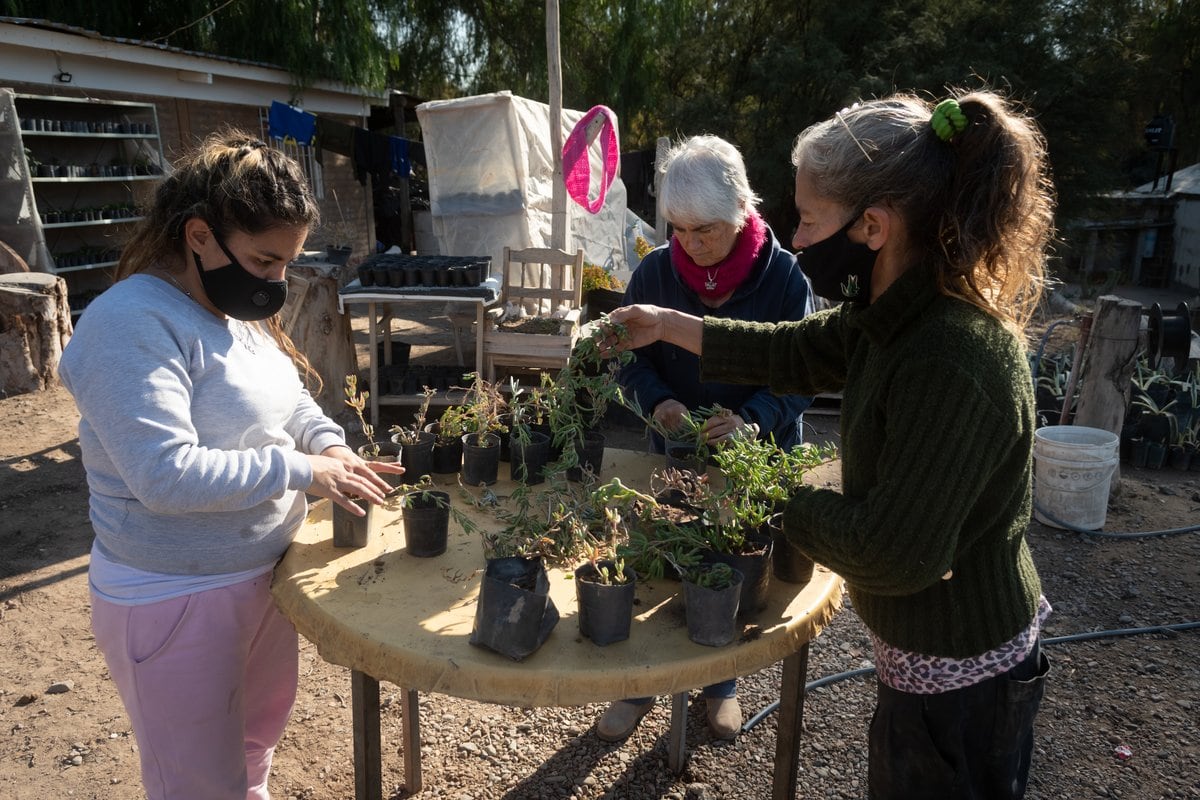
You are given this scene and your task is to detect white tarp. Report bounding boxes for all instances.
[416,91,631,282]
[0,89,52,271]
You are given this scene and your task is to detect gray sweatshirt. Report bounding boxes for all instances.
[59,274,346,575]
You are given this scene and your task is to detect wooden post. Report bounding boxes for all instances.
[1072,295,1143,487]
[546,0,569,251]
[655,136,670,244]
[0,272,71,398]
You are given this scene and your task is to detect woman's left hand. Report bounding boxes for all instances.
[312,445,402,512]
[703,413,759,444]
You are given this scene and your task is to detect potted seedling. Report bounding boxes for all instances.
[595,476,708,582]
[457,373,509,486]
[399,475,478,558]
[424,403,467,474]
[335,375,400,546]
[389,387,437,484]
[574,537,637,646]
[680,561,743,647]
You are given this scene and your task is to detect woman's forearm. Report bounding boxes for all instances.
[662,308,705,355]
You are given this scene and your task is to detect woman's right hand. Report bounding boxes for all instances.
[305,452,392,516]
[604,304,704,357]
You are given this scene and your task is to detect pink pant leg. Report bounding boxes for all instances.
[91,573,298,800]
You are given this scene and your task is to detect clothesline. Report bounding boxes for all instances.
[267,100,418,185]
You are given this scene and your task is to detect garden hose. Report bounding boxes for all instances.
[743,620,1200,733]
[1032,503,1200,539]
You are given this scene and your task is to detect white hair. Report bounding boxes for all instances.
[658,135,759,228]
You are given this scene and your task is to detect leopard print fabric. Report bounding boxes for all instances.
[871,596,1052,694]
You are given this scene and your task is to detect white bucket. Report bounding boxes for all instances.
[1033,426,1119,530]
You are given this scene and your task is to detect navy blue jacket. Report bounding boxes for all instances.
[619,225,814,450]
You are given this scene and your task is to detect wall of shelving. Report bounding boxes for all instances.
[11,92,165,317]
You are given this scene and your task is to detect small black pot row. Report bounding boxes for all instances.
[54,248,121,268]
[33,163,159,178]
[379,364,466,396]
[22,119,154,134]
[358,263,484,289]
[41,206,138,224]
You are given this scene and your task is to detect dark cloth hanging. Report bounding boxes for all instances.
[353,128,393,185]
[314,116,356,166]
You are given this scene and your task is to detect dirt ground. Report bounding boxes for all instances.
[2,311,1199,799]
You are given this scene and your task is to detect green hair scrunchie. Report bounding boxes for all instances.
[931,99,968,142]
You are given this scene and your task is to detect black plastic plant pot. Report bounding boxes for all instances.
[509,430,551,485]
[683,567,743,647]
[769,525,814,585]
[664,441,706,474]
[357,265,375,286]
[392,430,436,484]
[497,414,514,462]
[424,423,464,474]
[403,490,450,557]
[470,556,560,661]
[566,430,606,482]
[461,433,501,486]
[331,502,371,548]
[703,532,773,616]
[358,442,403,491]
[574,561,637,646]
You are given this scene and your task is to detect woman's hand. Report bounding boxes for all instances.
[703,412,759,444]
[652,399,690,432]
[306,445,402,516]
[603,304,706,357]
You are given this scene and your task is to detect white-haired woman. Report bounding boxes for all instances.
[597,134,815,743]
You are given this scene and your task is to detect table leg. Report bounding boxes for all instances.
[367,301,380,429]
[351,670,383,800]
[772,644,810,800]
[400,687,423,794]
[667,691,688,773]
[474,302,485,377]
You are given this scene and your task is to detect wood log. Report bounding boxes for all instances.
[0,240,31,274]
[0,272,72,397]
[285,263,356,417]
[1072,295,1144,488]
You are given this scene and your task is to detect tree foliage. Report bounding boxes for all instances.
[9,0,1194,246]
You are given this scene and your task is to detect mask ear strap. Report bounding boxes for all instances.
[209,230,239,266]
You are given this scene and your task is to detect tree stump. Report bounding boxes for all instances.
[0,272,72,397]
[285,263,356,417]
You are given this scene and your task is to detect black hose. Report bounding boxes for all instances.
[1033,503,1200,538]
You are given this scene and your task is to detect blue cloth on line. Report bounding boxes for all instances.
[268,101,316,146]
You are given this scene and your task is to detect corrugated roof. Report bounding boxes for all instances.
[0,16,286,71]
[1111,162,1200,199]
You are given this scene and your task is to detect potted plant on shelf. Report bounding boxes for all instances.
[681,562,743,647]
[389,387,437,484]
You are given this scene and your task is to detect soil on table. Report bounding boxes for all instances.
[2,306,1198,799]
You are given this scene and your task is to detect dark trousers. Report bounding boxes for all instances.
[868,641,1050,800]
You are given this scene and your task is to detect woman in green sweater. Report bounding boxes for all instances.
[606,89,1054,799]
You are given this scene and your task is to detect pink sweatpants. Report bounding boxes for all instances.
[91,572,299,800]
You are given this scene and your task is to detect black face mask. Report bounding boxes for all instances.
[796,213,878,304]
[193,232,288,321]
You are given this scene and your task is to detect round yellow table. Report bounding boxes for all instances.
[272,449,843,799]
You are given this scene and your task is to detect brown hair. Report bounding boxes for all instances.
[118,129,323,389]
[790,90,1055,333]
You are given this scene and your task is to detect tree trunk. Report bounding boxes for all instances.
[0,272,72,397]
[285,263,356,417]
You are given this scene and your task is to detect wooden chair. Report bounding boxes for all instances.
[482,246,585,382]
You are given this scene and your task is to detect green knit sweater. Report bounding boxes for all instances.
[701,261,1042,658]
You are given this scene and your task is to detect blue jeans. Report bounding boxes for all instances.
[868,640,1050,800]
[625,678,737,704]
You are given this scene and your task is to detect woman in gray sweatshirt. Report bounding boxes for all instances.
[59,130,399,800]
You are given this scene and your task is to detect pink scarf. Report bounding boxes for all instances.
[670,210,767,300]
